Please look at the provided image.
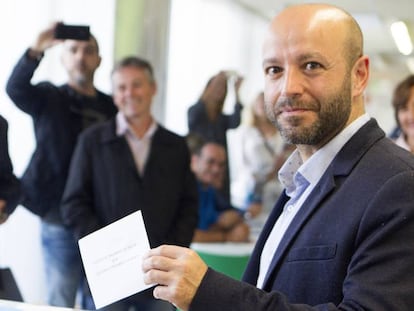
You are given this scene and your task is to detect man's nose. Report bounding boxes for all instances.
[407,104,414,117]
[122,86,134,97]
[74,50,87,61]
[280,68,304,97]
[211,162,224,172]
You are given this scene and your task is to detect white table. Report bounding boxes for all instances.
[0,299,87,310]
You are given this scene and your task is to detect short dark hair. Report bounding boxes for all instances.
[186,132,206,155]
[392,75,414,126]
[112,56,155,82]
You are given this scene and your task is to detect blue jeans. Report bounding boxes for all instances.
[41,221,83,307]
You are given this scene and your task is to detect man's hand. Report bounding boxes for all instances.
[30,22,62,54]
[0,199,9,224]
[234,75,244,94]
[142,245,208,311]
[246,202,263,218]
[217,209,244,229]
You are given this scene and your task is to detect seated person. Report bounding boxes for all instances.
[190,140,249,242]
[187,70,244,203]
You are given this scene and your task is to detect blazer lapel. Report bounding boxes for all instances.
[141,126,165,177]
[261,175,335,290]
[100,119,140,178]
[260,118,385,290]
[243,193,288,284]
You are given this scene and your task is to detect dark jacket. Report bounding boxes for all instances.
[191,119,414,311]
[6,50,117,222]
[0,115,21,215]
[187,99,243,147]
[61,119,199,248]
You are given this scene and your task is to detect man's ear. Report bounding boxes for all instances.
[351,55,369,98]
[151,81,157,96]
[190,154,198,173]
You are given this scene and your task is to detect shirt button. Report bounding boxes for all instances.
[286,205,293,212]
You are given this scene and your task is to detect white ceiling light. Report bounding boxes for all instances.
[390,21,413,56]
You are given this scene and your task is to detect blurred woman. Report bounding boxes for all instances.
[231,92,293,219]
[392,75,414,152]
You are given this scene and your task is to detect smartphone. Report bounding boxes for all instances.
[54,24,90,41]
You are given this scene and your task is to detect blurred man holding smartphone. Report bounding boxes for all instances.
[6,22,117,308]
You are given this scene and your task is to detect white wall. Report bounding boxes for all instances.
[165,0,268,135]
[0,0,115,304]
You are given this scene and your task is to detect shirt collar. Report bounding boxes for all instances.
[279,113,370,194]
[395,134,410,151]
[115,112,157,139]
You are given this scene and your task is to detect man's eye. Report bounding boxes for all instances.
[265,66,283,76]
[84,47,96,55]
[116,85,126,92]
[305,62,322,70]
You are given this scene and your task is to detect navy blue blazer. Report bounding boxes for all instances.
[190,119,414,310]
[0,115,21,214]
[61,119,198,248]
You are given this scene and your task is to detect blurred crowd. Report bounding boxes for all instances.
[2,16,414,311]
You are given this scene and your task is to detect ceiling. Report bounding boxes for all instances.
[233,0,414,79]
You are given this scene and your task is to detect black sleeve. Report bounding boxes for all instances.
[0,116,21,215]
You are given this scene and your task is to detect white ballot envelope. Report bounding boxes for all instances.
[78,210,153,308]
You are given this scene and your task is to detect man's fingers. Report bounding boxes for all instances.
[153,284,189,311]
[144,245,189,260]
[144,267,171,285]
[143,255,169,275]
[144,268,188,309]
[153,284,171,300]
[144,245,198,269]
[142,245,207,311]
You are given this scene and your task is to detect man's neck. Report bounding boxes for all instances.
[68,82,97,97]
[127,114,153,139]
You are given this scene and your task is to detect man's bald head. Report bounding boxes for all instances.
[268,4,363,70]
[262,3,370,154]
